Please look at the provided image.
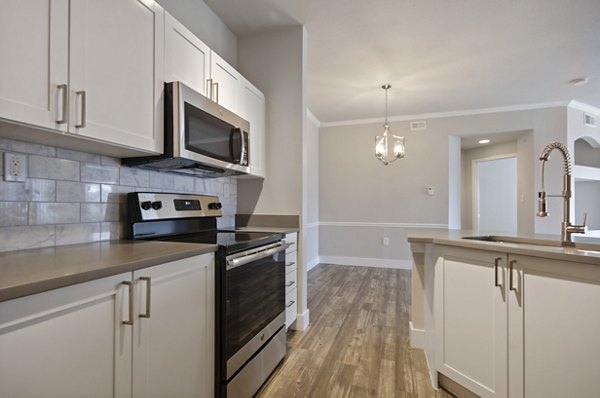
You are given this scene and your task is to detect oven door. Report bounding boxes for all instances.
[223,242,289,380]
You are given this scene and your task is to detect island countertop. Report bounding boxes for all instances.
[405,228,600,266]
[0,240,217,302]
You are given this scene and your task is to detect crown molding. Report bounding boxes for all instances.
[320,101,569,128]
[568,100,600,116]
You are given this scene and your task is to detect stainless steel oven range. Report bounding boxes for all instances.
[127,192,289,398]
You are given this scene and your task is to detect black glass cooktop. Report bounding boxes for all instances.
[161,230,283,254]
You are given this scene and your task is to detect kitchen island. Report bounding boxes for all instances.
[406,229,600,398]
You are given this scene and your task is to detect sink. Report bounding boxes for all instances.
[461,235,560,247]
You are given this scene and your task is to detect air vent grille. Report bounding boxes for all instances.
[410,120,427,131]
[584,113,596,127]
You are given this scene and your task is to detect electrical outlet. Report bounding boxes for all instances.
[4,152,27,182]
[382,237,390,246]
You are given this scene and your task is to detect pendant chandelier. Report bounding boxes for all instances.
[375,84,405,165]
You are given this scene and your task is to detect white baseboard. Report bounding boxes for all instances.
[306,256,320,271]
[319,256,412,270]
[409,321,425,349]
[292,309,310,331]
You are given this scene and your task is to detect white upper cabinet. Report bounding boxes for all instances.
[240,78,267,178]
[0,0,163,155]
[164,12,211,97]
[209,51,242,114]
[69,0,164,153]
[163,14,267,178]
[0,0,68,132]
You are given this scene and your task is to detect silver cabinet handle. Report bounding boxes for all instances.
[139,277,151,318]
[285,280,295,288]
[494,257,502,288]
[285,262,296,267]
[56,84,67,124]
[213,82,219,103]
[206,78,213,100]
[75,90,86,128]
[509,260,517,291]
[122,281,133,325]
[285,300,295,308]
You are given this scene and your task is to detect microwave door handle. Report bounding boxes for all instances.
[230,128,242,164]
[241,130,247,166]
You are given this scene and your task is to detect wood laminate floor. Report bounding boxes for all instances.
[257,264,452,398]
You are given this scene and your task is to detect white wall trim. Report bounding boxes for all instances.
[320,256,412,270]
[320,101,568,128]
[293,309,310,331]
[306,108,321,126]
[568,100,600,116]
[319,221,448,229]
[306,256,320,271]
[304,221,319,229]
[409,321,426,349]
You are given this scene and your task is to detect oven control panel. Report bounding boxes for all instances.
[129,192,222,221]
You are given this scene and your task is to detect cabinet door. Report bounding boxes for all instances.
[435,247,507,398]
[132,254,214,398]
[0,273,132,398]
[69,0,164,153]
[0,0,68,131]
[508,255,600,398]
[240,79,266,178]
[210,51,241,114]
[164,12,211,97]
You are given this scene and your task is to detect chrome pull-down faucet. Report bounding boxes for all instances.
[537,141,587,246]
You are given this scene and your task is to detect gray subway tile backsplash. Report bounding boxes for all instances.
[55,223,103,246]
[57,181,101,203]
[29,202,81,225]
[0,137,237,252]
[0,225,56,251]
[0,179,56,202]
[81,163,120,184]
[29,155,80,181]
[0,202,28,227]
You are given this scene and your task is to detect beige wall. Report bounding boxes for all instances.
[156,0,237,66]
[236,26,310,328]
[236,26,305,216]
[319,106,569,264]
[304,111,320,269]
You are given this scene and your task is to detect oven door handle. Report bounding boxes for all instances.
[226,242,292,270]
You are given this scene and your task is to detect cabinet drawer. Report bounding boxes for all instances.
[284,252,297,272]
[284,233,297,254]
[285,288,297,328]
[285,268,297,294]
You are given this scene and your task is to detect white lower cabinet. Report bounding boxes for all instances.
[436,246,600,398]
[435,247,507,398]
[284,232,298,328]
[508,254,600,398]
[0,253,214,398]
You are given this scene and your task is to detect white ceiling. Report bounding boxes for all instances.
[204,0,600,124]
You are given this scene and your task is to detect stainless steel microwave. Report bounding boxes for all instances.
[124,81,249,178]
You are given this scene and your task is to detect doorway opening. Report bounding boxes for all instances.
[472,155,517,233]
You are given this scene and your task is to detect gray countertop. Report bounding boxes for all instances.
[0,240,217,302]
[405,228,600,265]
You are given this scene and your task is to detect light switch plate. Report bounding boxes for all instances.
[4,152,27,182]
